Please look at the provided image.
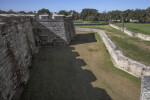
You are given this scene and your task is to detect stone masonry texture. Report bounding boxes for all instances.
[0,16,76,100]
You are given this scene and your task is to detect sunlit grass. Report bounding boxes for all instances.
[77,25,150,65]
[113,22,150,35]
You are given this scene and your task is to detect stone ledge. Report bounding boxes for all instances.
[109,24,150,41]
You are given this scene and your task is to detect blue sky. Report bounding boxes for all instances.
[0,0,150,13]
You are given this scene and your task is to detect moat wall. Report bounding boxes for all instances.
[0,16,76,100]
[75,28,150,78]
[0,17,36,100]
[76,27,150,100]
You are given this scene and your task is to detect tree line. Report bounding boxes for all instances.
[0,9,35,14]
[1,8,150,23]
[79,8,150,23]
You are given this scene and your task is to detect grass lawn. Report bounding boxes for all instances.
[112,22,150,35]
[20,31,140,100]
[74,19,108,24]
[76,25,150,66]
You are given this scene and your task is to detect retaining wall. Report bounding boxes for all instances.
[75,28,150,78]
[76,27,150,99]
[109,24,150,41]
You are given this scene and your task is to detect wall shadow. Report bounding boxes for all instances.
[74,23,109,26]
[31,19,67,46]
[20,45,112,100]
[71,33,97,45]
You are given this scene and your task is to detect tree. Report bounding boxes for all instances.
[58,10,69,16]
[131,9,146,22]
[80,9,98,20]
[0,10,6,14]
[7,9,16,14]
[109,10,121,21]
[85,16,98,21]
[98,11,109,22]
[18,11,26,14]
[69,10,79,20]
[122,9,132,22]
[146,7,150,23]
[37,8,51,15]
[28,11,34,14]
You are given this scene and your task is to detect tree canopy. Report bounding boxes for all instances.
[37,8,51,15]
[80,9,98,21]
[58,10,69,16]
[69,10,79,20]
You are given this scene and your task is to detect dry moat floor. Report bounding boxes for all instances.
[20,31,140,100]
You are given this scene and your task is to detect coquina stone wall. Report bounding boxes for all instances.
[109,24,150,41]
[141,76,150,100]
[0,16,76,100]
[0,17,36,100]
[35,15,76,46]
[75,28,150,78]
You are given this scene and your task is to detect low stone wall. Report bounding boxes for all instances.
[75,28,150,78]
[109,24,150,41]
[0,17,37,100]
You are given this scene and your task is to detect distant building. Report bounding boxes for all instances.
[110,19,121,22]
[130,19,139,23]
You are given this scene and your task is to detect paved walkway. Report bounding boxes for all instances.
[20,31,140,100]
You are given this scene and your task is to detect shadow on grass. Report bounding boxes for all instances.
[20,33,112,100]
[71,33,97,45]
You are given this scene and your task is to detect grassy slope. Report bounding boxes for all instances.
[113,22,150,35]
[94,33,140,84]
[74,20,108,24]
[77,25,150,65]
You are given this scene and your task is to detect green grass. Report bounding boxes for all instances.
[77,25,150,65]
[95,33,141,85]
[74,19,108,24]
[112,22,150,35]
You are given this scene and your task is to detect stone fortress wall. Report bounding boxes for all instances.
[0,17,37,100]
[109,23,150,41]
[0,15,76,100]
[35,15,76,46]
[75,27,150,100]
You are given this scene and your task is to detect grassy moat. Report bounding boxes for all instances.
[77,25,150,66]
[112,22,150,35]
[20,31,140,100]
